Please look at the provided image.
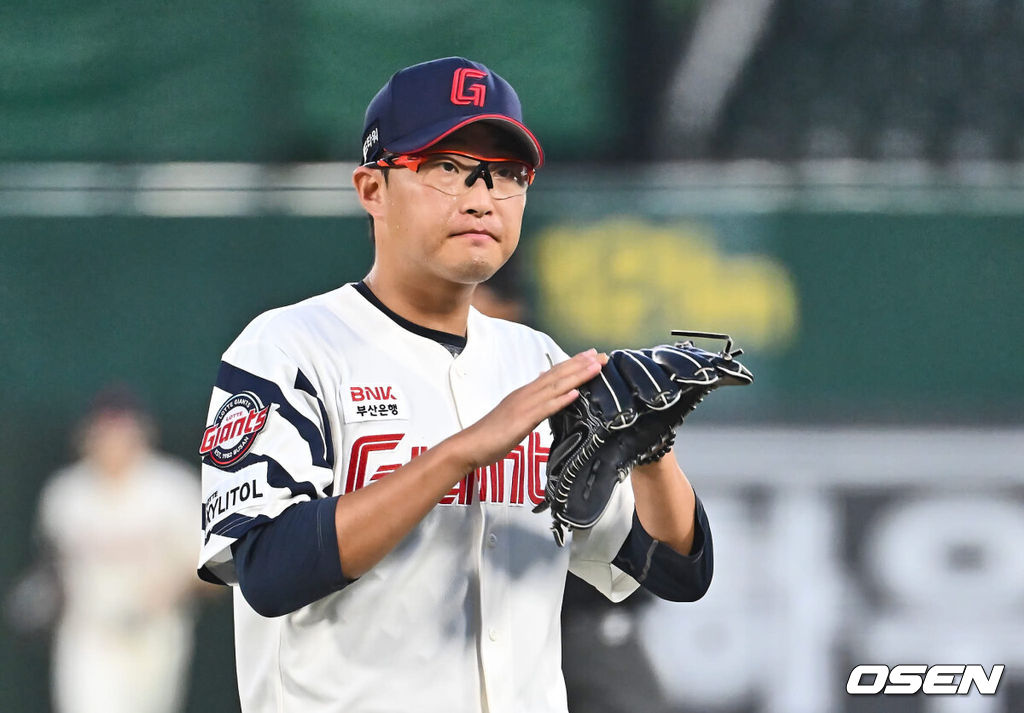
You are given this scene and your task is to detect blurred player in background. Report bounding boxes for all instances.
[33,386,202,713]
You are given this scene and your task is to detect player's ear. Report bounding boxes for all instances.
[352,166,387,221]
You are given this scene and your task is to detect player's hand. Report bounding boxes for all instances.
[448,349,606,473]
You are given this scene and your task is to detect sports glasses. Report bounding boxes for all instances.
[369,150,535,199]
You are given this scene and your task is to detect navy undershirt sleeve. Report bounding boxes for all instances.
[232,496,349,617]
[612,494,713,602]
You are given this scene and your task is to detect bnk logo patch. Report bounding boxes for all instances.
[199,392,270,466]
[340,383,407,423]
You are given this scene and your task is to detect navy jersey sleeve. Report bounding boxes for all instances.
[232,496,350,617]
[612,494,713,602]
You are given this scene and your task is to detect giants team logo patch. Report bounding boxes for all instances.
[199,392,270,465]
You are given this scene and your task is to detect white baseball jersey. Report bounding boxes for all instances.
[199,282,640,713]
[40,454,199,713]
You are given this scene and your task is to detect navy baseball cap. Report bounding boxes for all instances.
[361,57,544,168]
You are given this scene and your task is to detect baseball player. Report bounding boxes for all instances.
[198,57,713,713]
[38,387,201,713]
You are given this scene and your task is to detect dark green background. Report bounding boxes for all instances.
[0,0,677,162]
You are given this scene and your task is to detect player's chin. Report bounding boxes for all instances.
[439,245,508,283]
[441,253,504,285]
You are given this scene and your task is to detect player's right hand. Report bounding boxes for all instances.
[448,349,606,473]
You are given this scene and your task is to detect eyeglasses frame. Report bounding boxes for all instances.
[366,149,536,197]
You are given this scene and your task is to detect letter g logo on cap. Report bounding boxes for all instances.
[450,68,487,107]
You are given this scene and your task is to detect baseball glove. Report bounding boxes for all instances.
[535,331,753,545]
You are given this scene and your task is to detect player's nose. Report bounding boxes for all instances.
[459,176,495,216]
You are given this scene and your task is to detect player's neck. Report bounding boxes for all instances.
[362,271,472,337]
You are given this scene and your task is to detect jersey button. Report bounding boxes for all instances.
[488,628,499,642]
[487,533,498,548]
